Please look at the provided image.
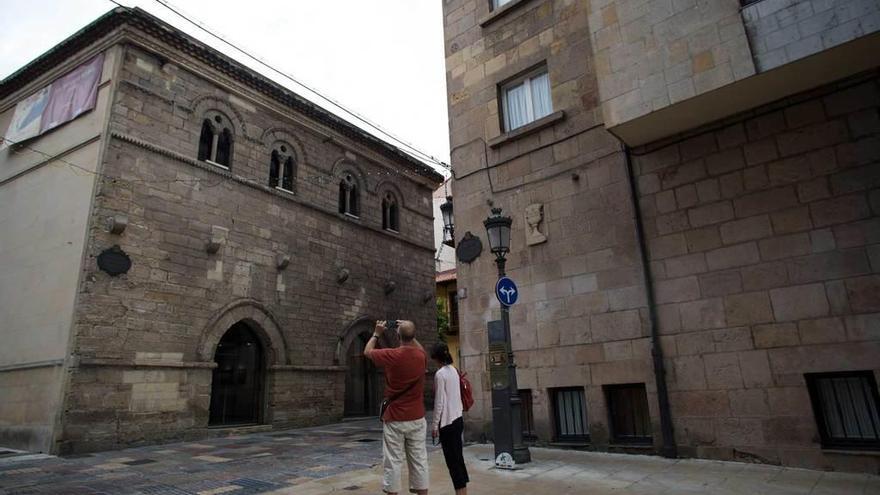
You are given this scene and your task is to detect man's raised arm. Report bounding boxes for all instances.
[364,320,385,359]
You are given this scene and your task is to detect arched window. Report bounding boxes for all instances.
[382,191,400,232]
[338,174,359,217]
[269,145,295,192]
[197,113,233,168]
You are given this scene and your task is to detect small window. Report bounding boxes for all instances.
[448,291,460,334]
[551,387,588,442]
[338,174,359,217]
[606,384,652,444]
[520,389,536,441]
[382,192,400,232]
[197,114,233,168]
[492,0,514,9]
[269,145,295,192]
[501,69,552,132]
[806,371,880,450]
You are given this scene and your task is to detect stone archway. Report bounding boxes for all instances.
[337,317,386,417]
[209,321,265,425]
[198,299,288,366]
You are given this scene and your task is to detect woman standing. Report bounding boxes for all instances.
[431,343,469,495]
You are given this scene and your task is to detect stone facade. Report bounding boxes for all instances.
[633,73,880,471]
[443,0,879,474]
[0,8,442,454]
[443,0,668,451]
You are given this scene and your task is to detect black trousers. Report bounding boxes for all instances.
[439,417,469,489]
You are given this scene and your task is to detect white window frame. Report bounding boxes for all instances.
[501,68,552,132]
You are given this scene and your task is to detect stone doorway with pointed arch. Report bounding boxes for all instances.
[339,318,386,417]
[199,300,288,427]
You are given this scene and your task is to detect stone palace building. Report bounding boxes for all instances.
[0,7,442,454]
[443,0,879,473]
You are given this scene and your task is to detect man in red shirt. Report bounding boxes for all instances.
[365,320,429,495]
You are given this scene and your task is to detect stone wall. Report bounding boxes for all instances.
[743,0,880,72]
[58,41,439,452]
[443,0,669,450]
[631,72,880,471]
[585,0,756,127]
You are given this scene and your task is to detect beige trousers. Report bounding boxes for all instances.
[382,418,429,493]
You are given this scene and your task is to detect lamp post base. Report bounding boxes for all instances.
[512,444,531,464]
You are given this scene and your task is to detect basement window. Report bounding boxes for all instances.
[551,387,588,442]
[605,383,652,445]
[806,371,880,450]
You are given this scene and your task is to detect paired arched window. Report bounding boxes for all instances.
[338,174,359,217]
[197,113,233,168]
[269,144,295,192]
[382,191,400,232]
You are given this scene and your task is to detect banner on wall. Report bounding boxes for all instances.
[1,53,104,150]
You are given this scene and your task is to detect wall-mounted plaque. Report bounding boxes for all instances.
[97,245,131,277]
[455,231,482,263]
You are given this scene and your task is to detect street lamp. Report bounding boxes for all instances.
[483,207,531,465]
[440,196,455,247]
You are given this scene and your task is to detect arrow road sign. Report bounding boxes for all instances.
[495,276,519,306]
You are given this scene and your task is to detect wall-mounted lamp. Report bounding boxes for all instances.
[440,196,454,247]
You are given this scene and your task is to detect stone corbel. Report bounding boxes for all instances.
[206,225,228,254]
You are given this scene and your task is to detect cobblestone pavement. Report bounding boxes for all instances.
[2,420,879,495]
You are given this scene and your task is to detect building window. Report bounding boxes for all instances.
[382,192,399,232]
[501,69,552,132]
[520,389,536,441]
[806,371,880,450]
[197,114,233,168]
[338,174,359,217]
[492,0,514,9]
[606,384,652,444]
[448,290,459,334]
[269,145,295,192]
[551,387,588,442]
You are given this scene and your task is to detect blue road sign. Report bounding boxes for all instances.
[495,276,519,306]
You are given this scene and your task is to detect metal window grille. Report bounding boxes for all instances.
[519,389,536,440]
[552,387,588,442]
[606,383,653,444]
[806,371,880,450]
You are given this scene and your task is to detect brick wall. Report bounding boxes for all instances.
[59,42,439,452]
[632,72,880,471]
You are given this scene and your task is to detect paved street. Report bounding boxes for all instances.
[1,419,878,495]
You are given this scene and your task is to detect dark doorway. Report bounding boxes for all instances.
[344,332,383,417]
[209,322,264,426]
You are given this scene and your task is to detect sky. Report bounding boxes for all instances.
[0,0,452,170]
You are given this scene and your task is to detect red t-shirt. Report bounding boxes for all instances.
[368,346,427,422]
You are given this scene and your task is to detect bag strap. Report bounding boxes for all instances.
[385,375,421,406]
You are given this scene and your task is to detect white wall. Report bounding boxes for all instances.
[0,48,117,452]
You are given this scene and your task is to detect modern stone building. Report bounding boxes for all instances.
[0,7,442,454]
[442,0,879,472]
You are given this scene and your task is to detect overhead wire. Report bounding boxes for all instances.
[107,0,450,172]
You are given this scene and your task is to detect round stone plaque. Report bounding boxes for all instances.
[97,245,132,276]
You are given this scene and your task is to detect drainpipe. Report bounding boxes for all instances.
[622,143,678,459]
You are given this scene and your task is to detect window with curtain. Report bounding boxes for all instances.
[197,113,233,168]
[551,387,588,442]
[269,145,295,192]
[806,371,880,449]
[502,69,552,132]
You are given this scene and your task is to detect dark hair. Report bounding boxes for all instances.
[431,343,454,365]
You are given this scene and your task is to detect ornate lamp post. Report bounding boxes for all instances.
[483,207,531,464]
[440,196,455,247]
